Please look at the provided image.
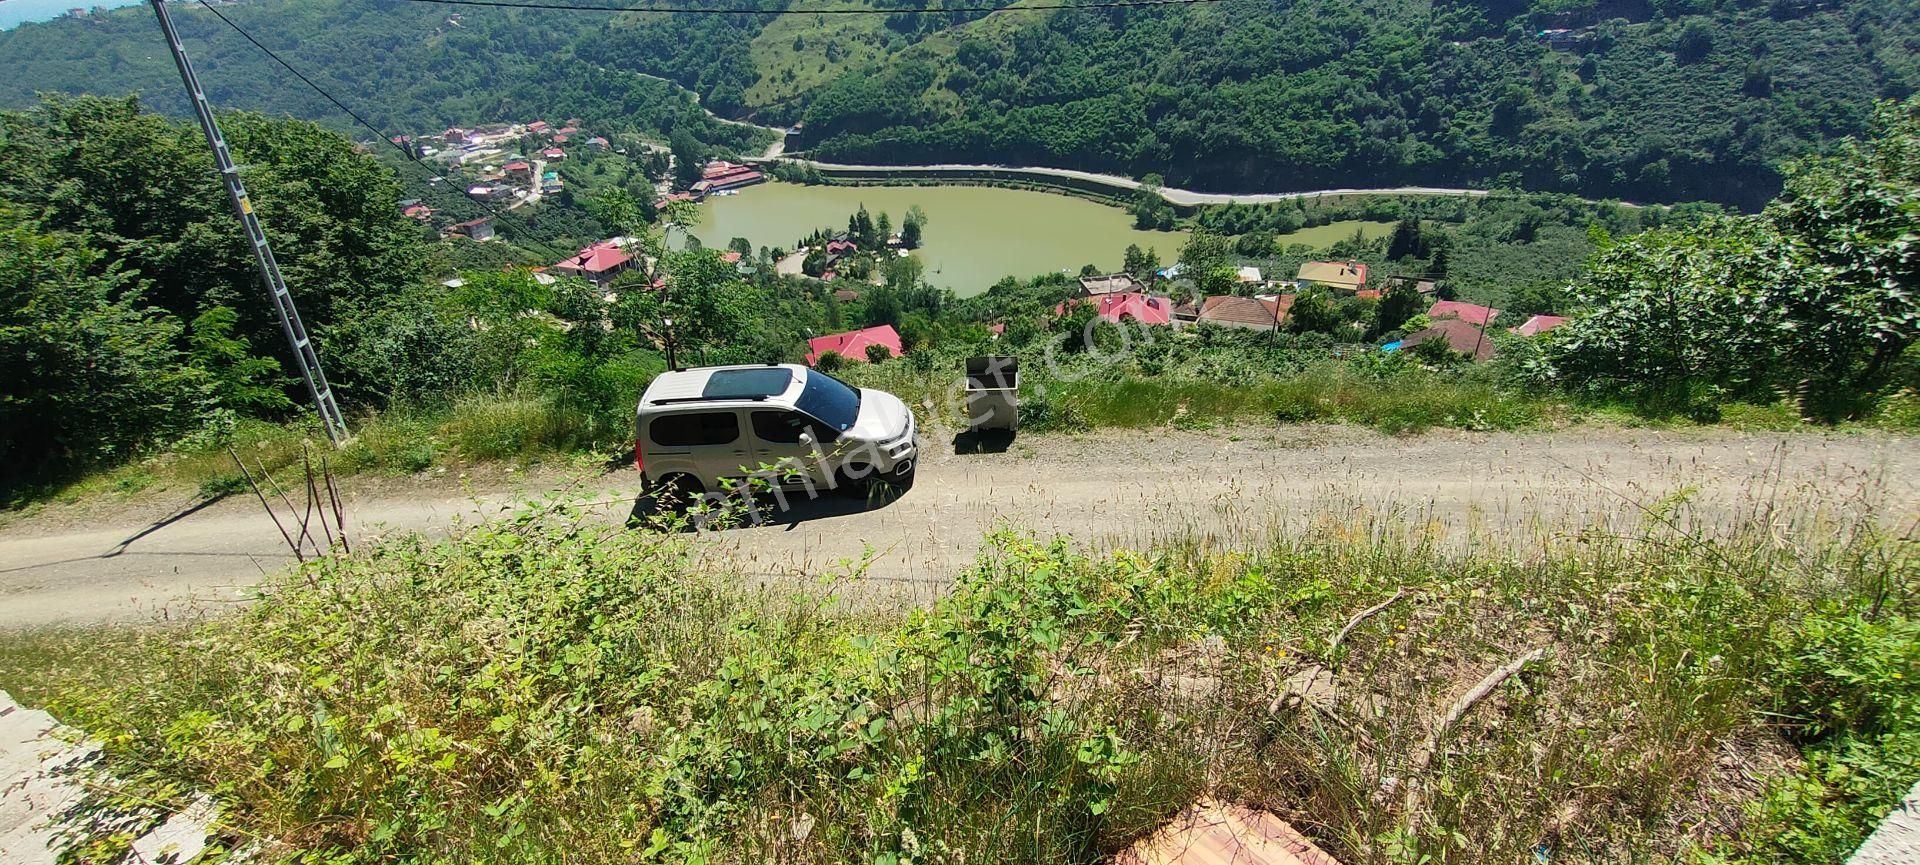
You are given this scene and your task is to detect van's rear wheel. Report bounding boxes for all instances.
[649,474,704,513]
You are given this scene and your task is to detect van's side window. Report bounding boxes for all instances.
[650,412,739,447]
[752,411,835,444]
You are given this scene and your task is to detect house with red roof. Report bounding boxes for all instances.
[549,241,634,288]
[402,203,433,221]
[1428,300,1502,328]
[552,134,570,144]
[588,136,611,150]
[542,147,566,161]
[655,191,699,211]
[503,161,531,177]
[693,160,766,194]
[1055,292,1174,326]
[806,325,903,366]
[525,120,550,135]
[824,239,858,257]
[1511,314,1568,336]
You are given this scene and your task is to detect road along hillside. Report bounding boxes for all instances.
[0,426,1913,628]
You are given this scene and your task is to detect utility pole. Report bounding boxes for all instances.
[149,0,348,444]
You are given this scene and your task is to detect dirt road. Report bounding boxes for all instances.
[1,426,1914,628]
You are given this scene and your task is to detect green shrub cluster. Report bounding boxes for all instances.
[14,503,1914,863]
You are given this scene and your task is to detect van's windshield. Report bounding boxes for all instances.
[795,370,861,431]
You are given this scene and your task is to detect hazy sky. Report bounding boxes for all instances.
[1,0,144,30]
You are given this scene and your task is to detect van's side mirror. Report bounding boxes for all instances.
[797,430,815,448]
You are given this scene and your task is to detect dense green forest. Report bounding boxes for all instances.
[2,0,1914,207]
[0,0,772,155]
[788,0,1920,206]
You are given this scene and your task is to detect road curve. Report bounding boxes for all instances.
[746,157,1494,207]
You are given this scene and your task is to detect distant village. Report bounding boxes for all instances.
[399,119,1560,371]
[1050,262,1566,364]
[395,117,767,287]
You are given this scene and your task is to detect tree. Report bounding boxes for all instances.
[865,343,892,364]
[815,350,846,371]
[188,305,290,416]
[1180,230,1231,284]
[1759,96,1920,418]
[670,130,705,190]
[0,216,195,491]
[590,187,646,237]
[1372,279,1424,337]
[1287,286,1341,334]
[1386,217,1430,260]
[900,205,928,249]
[876,211,892,244]
[1122,244,1162,282]
[1675,19,1714,64]
[727,236,754,257]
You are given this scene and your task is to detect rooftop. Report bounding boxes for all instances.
[640,364,806,407]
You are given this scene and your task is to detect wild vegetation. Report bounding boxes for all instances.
[2,491,1913,863]
[7,95,1919,508]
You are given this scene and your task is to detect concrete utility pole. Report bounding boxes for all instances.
[148,0,349,444]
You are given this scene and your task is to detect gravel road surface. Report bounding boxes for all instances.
[1,426,1914,628]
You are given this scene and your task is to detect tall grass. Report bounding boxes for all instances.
[5,498,1913,864]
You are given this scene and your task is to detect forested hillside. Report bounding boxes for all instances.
[2,0,1913,207]
[786,0,1919,206]
[0,0,771,154]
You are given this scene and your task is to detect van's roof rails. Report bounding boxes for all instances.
[650,394,771,406]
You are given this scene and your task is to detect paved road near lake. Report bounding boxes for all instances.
[1,426,1915,628]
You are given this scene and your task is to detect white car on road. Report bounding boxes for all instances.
[635,364,917,505]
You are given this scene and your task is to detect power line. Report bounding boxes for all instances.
[403,0,1223,14]
[191,0,569,258]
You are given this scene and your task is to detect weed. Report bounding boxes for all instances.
[5,500,1913,864]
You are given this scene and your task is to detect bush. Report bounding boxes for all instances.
[19,503,1916,864]
[439,397,595,461]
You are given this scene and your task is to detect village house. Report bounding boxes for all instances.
[1197,294,1292,332]
[655,191,699,211]
[1236,266,1263,284]
[588,136,611,151]
[446,217,495,242]
[692,160,767,194]
[401,203,433,222]
[1400,318,1498,361]
[542,147,566,161]
[1078,272,1146,297]
[549,241,634,289]
[806,324,903,366]
[1428,300,1502,328]
[1384,275,1438,296]
[1297,260,1369,292]
[1055,292,1174,326]
[503,161,531,180]
[525,120,550,135]
[1511,314,1568,336]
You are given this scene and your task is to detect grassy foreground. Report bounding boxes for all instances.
[2,499,1915,864]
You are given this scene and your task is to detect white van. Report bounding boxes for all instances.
[634,364,917,504]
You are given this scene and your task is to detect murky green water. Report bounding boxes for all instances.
[686,181,1187,297]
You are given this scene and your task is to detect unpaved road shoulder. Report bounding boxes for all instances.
[0,426,1914,628]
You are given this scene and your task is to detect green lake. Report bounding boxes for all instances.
[686,181,1187,297]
